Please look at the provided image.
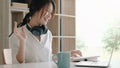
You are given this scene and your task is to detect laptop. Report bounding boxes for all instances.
[74,45,115,68]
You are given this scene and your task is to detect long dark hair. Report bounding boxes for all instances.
[9,0,56,37]
[18,0,56,27]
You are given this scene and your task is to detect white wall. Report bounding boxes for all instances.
[0,0,10,64]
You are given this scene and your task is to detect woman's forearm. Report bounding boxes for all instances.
[16,40,26,63]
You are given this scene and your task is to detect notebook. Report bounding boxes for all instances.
[74,46,115,68]
[71,55,100,62]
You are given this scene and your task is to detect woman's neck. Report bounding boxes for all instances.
[29,17,41,27]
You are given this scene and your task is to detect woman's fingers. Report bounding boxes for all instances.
[71,50,82,57]
[14,21,18,32]
[22,27,25,33]
[13,21,19,36]
[21,26,26,38]
[76,50,82,56]
[72,53,80,57]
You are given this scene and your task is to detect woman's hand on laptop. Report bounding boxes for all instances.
[71,50,82,57]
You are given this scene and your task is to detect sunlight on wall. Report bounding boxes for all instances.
[76,0,120,60]
[76,0,120,46]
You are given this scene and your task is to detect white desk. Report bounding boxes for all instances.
[0,61,120,68]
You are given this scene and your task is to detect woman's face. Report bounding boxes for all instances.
[38,3,53,25]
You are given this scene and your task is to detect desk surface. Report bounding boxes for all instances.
[0,61,120,68]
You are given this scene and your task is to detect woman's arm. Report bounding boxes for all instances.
[13,22,27,63]
[16,40,26,63]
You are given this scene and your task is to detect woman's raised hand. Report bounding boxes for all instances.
[13,21,27,41]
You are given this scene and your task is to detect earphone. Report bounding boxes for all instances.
[26,24,48,36]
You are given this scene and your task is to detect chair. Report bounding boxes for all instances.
[2,49,12,64]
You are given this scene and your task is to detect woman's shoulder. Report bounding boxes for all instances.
[47,29,52,35]
[45,29,53,41]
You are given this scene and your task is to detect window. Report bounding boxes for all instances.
[76,0,120,61]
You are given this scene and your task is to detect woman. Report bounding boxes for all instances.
[9,0,82,64]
